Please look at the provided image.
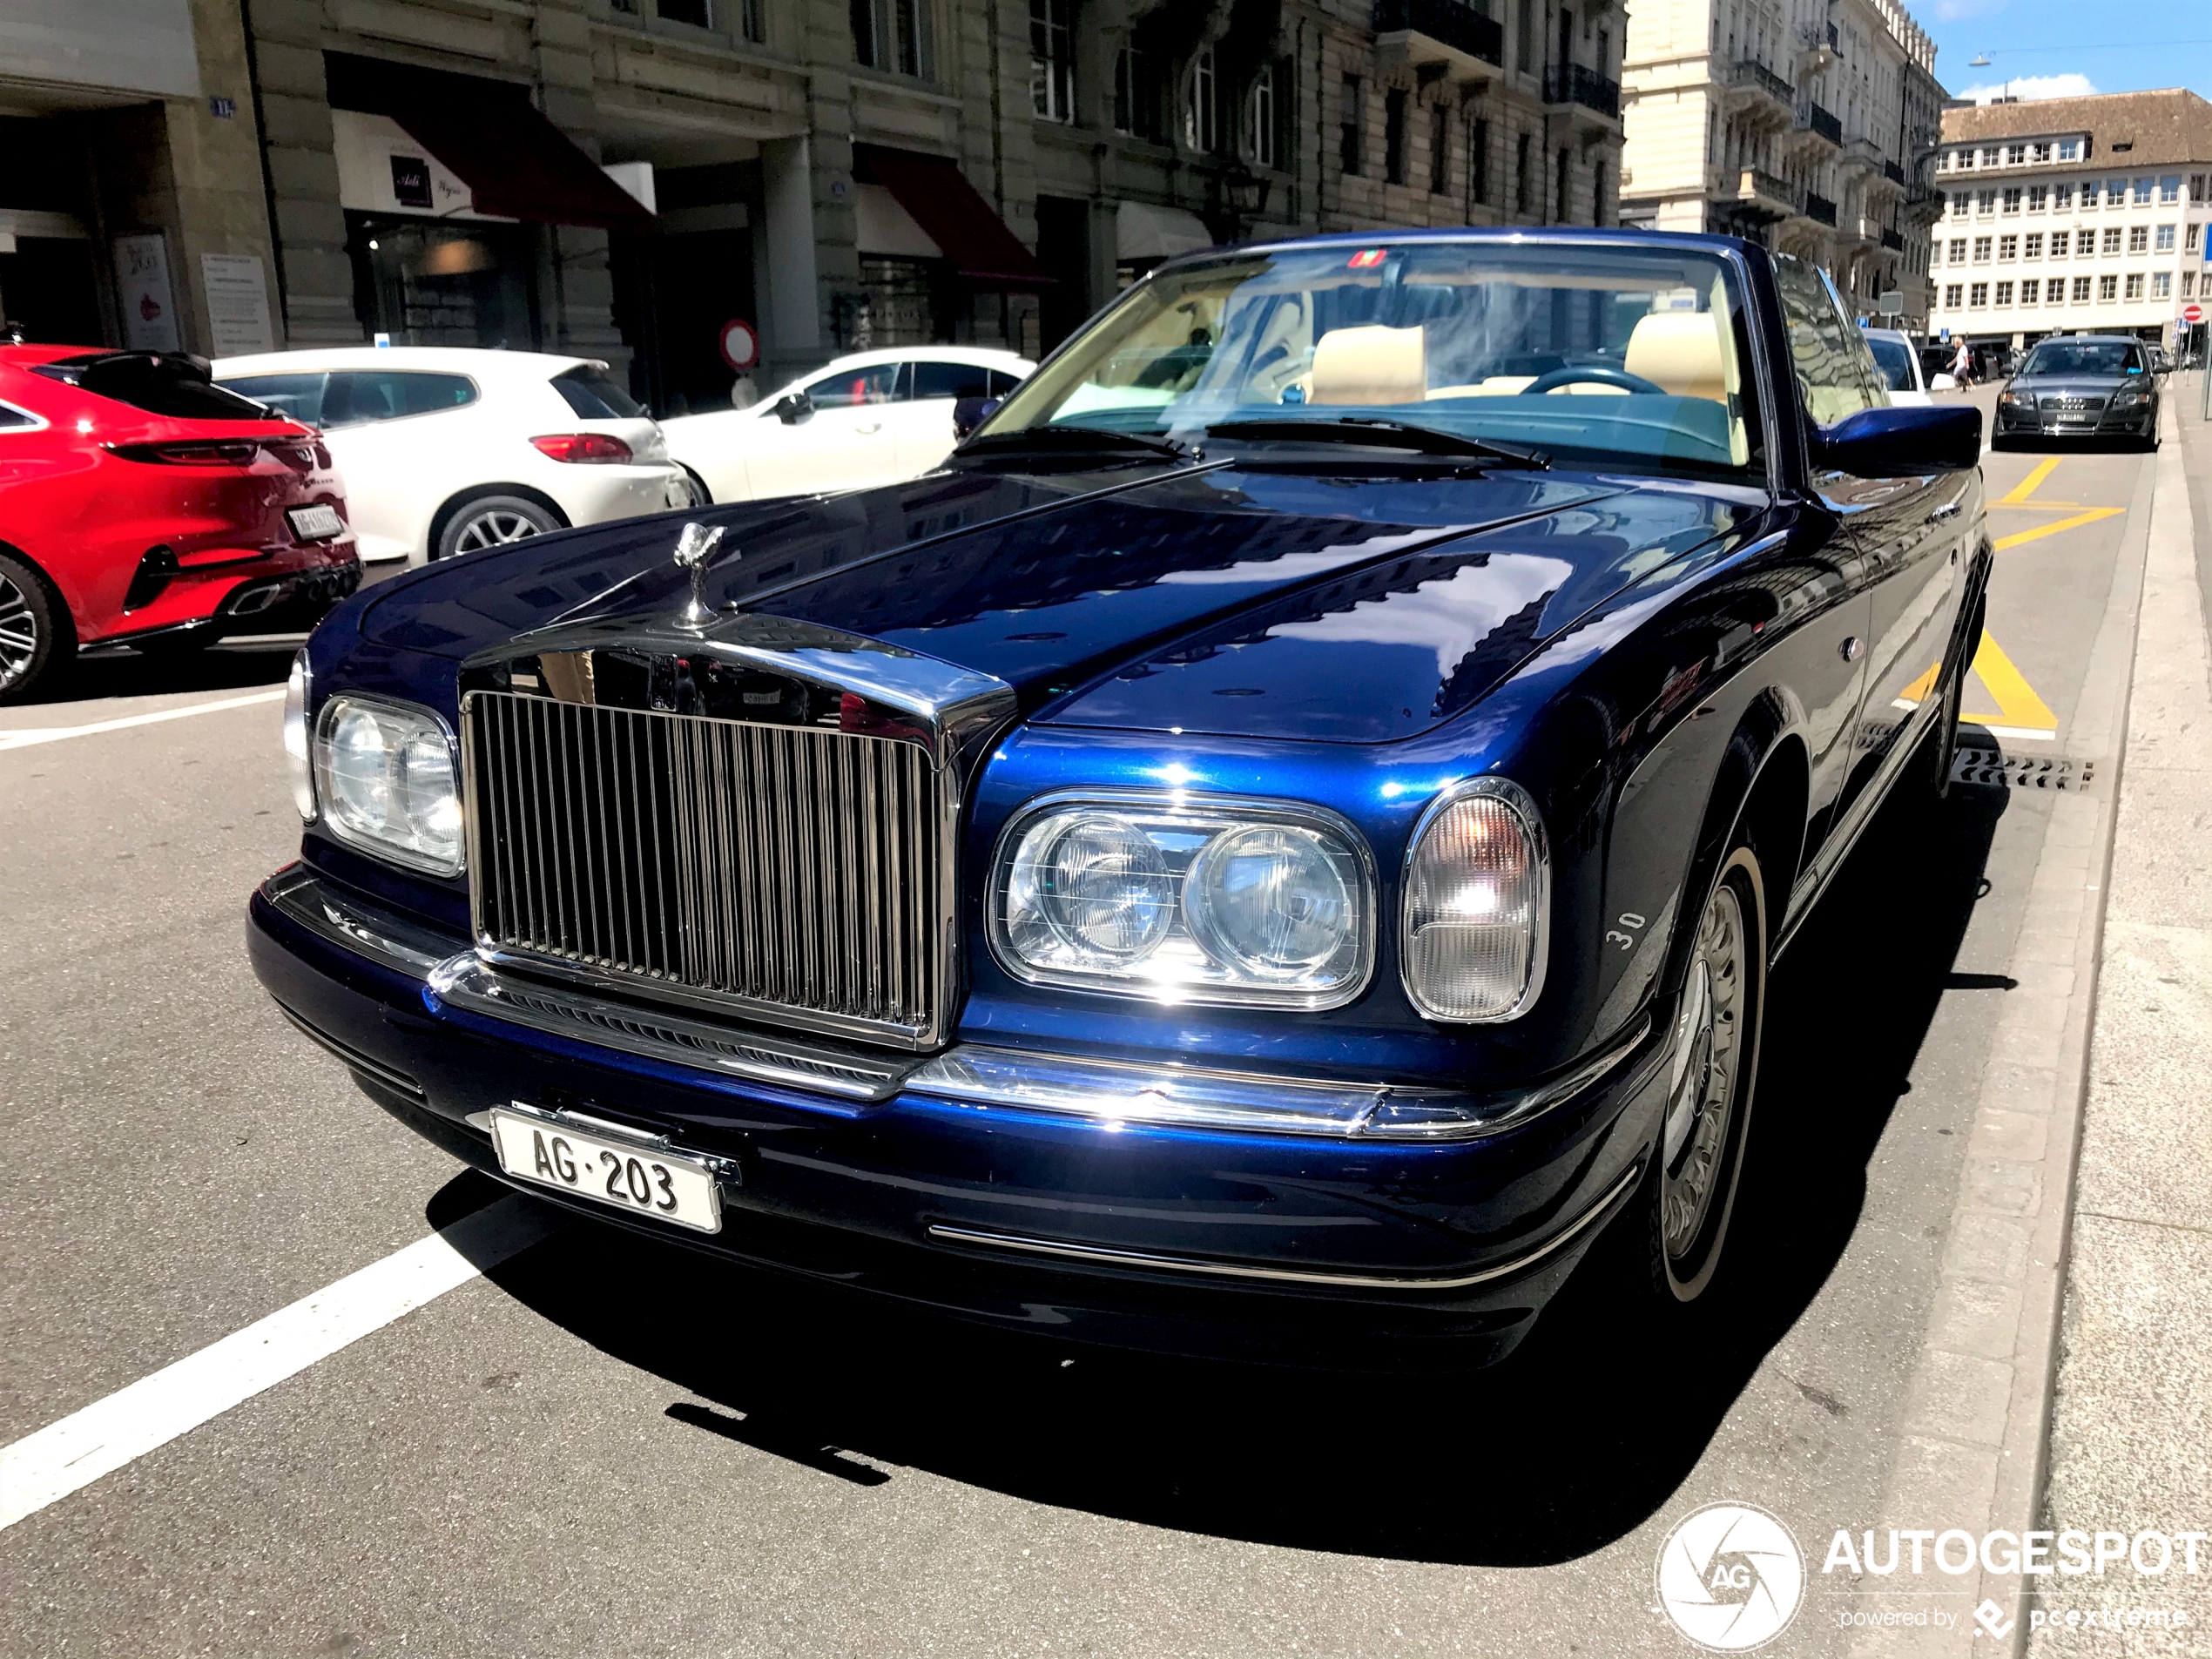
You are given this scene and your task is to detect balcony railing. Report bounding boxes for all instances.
[1544,62,1621,119]
[1730,58,1794,104]
[1805,192,1838,226]
[1797,102,1842,147]
[1880,226,1905,250]
[1737,167,1803,214]
[1883,158,1905,185]
[1372,0,1504,68]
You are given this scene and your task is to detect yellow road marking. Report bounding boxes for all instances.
[1897,631,2059,732]
[1993,508,2123,552]
[2000,456,2062,504]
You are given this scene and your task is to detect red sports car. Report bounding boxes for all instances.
[0,346,360,702]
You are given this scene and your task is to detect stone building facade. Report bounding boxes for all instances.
[1617,0,1944,329]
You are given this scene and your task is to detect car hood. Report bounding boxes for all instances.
[359,460,1762,740]
[2013,374,2139,398]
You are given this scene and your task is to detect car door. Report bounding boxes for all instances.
[319,370,482,560]
[739,362,900,499]
[1770,257,1878,867]
[1814,273,1966,818]
[892,360,994,475]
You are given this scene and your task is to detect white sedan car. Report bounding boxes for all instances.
[214,347,693,563]
[664,347,1033,505]
[1862,327,1934,407]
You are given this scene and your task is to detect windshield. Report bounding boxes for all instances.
[1865,335,1918,392]
[978,240,1764,480]
[2020,341,2141,377]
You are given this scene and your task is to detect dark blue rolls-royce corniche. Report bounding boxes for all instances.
[248,230,1988,1366]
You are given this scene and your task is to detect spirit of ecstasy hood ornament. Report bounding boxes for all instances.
[671,521,728,628]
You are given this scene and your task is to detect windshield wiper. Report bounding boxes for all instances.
[956,425,1195,462]
[1205,417,1550,469]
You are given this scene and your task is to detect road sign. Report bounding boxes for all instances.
[718,318,759,372]
[2184,303,2205,326]
[1939,327,1952,341]
[1879,289,1904,317]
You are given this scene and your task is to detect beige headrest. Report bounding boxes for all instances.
[1625,311,1729,402]
[1310,325,1426,406]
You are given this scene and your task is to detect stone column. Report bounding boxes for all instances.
[242,0,361,344]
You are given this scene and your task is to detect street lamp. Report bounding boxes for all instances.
[1212,162,1272,244]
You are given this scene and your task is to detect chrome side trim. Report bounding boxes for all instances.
[925,1161,1644,1291]
[261,863,458,977]
[428,954,916,1103]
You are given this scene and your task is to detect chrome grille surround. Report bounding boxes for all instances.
[460,615,1015,1051]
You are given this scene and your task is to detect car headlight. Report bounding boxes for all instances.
[2111,385,2148,405]
[282,649,316,821]
[991,793,1372,1008]
[1400,779,1548,1022]
[312,695,464,874]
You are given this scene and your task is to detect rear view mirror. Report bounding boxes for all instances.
[1814,403,1981,476]
[774,390,813,424]
[952,396,1001,440]
[1928,373,1958,392]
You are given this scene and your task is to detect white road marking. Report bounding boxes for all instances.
[0,688,286,752]
[0,1196,558,1532]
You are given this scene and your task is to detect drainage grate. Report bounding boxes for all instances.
[1951,749,2101,792]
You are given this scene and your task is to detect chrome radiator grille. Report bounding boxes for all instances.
[464,691,943,1044]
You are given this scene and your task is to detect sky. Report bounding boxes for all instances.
[1914,1,2212,105]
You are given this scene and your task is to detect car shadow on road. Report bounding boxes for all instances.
[14,635,300,707]
[441,770,2007,1568]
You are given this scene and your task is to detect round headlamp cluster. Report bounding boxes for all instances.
[312,694,464,875]
[994,796,1372,1008]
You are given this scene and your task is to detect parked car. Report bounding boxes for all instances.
[0,346,359,702]
[1993,334,2161,449]
[661,346,1033,504]
[248,231,1987,1366]
[214,347,694,564]
[1863,327,1932,405]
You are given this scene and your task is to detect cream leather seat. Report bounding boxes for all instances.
[1623,311,1730,402]
[1309,324,1426,405]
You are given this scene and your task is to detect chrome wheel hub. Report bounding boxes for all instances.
[0,571,38,689]
[452,510,544,555]
[1662,880,1743,1261]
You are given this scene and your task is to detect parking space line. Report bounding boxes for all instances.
[0,1195,558,1534]
[1993,508,2123,552]
[0,688,286,752]
[2000,456,2063,504]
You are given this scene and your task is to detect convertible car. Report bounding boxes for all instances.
[248,230,1988,1366]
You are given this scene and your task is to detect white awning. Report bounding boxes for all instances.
[1116,201,1214,262]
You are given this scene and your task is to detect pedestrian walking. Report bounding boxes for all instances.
[1951,338,1973,388]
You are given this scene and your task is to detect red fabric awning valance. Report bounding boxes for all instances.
[854,145,1050,288]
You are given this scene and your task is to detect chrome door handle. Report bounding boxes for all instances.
[855,421,882,434]
[1928,501,1961,523]
[1840,637,1864,663]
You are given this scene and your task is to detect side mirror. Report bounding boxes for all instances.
[1928,372,1958,392]
[1814,403,1982,476]
[774,390,813,424]
[952,395,1001,440]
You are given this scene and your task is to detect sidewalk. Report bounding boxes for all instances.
[2026,380,2212,1655]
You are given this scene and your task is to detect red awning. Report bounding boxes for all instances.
[854,145,1049,288]
[392,102,653,231]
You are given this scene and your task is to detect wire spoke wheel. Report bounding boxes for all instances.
[0,570,41,690]
[452,509,546,554]
[1661,874,1747,1271]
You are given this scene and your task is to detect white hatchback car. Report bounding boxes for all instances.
[1861,327,1933,407]
[663,346,1033,505]
[214,347,693,563]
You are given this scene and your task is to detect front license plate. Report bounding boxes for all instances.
[287,503,345,541]
[489,1106,723,1233]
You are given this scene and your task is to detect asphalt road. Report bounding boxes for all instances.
[0,425,2160,1658]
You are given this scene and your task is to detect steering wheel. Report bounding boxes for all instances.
[1518,364,1669,396]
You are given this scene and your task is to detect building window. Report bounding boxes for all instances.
[2027,185,2047,212]
[2186,273,2198,297]
[1430,100,1450,195]
[1944,283,1963,308]
[1949,237,1967,263]
[2058,138,2079,160]
[1114,48,1162,140]
[2126,225,2148,254]
[1976,189,1996,216]
[1184,48,1218,152]
[2053,182,2073,210]
[2001,187,2021,214]
[2123,273,2143,300]
[2133,177,2154,205]
[1980,146,1999,167]
[2020,278,2039,306]
[1244,62,1278,169]
[1029,0,1075,123]
[1948,192,1969,219]
[1469,116,1490,205]
[2155,223,2175,253]
[1969,281,1988,307]
[2025,233,2043,259]
[1994,280,2013,306]
[2109,177,2129,206]
[1340,74,1364,176]
[1939,151,1953,171]
[2006,144,2026,165]
[1384,88,1407,185]
[2073,275,2091,302]
[2097,273,2117,301]
[2161,175,2181,203]
[853,0,929,76]
[1973,236,1992,262]
[1999,234,2017,261]
[659,0,712,26]
[2049,229,2070,258]
[1554,145,1570,223]
[1953,148,1972,170]
[2033,142,2051,163]
[2188,223,2202,253]
[2102,226,2122,255]
[2193,174,2208,203]
[2153,271,2172,299]
[1515,131,1532,214]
